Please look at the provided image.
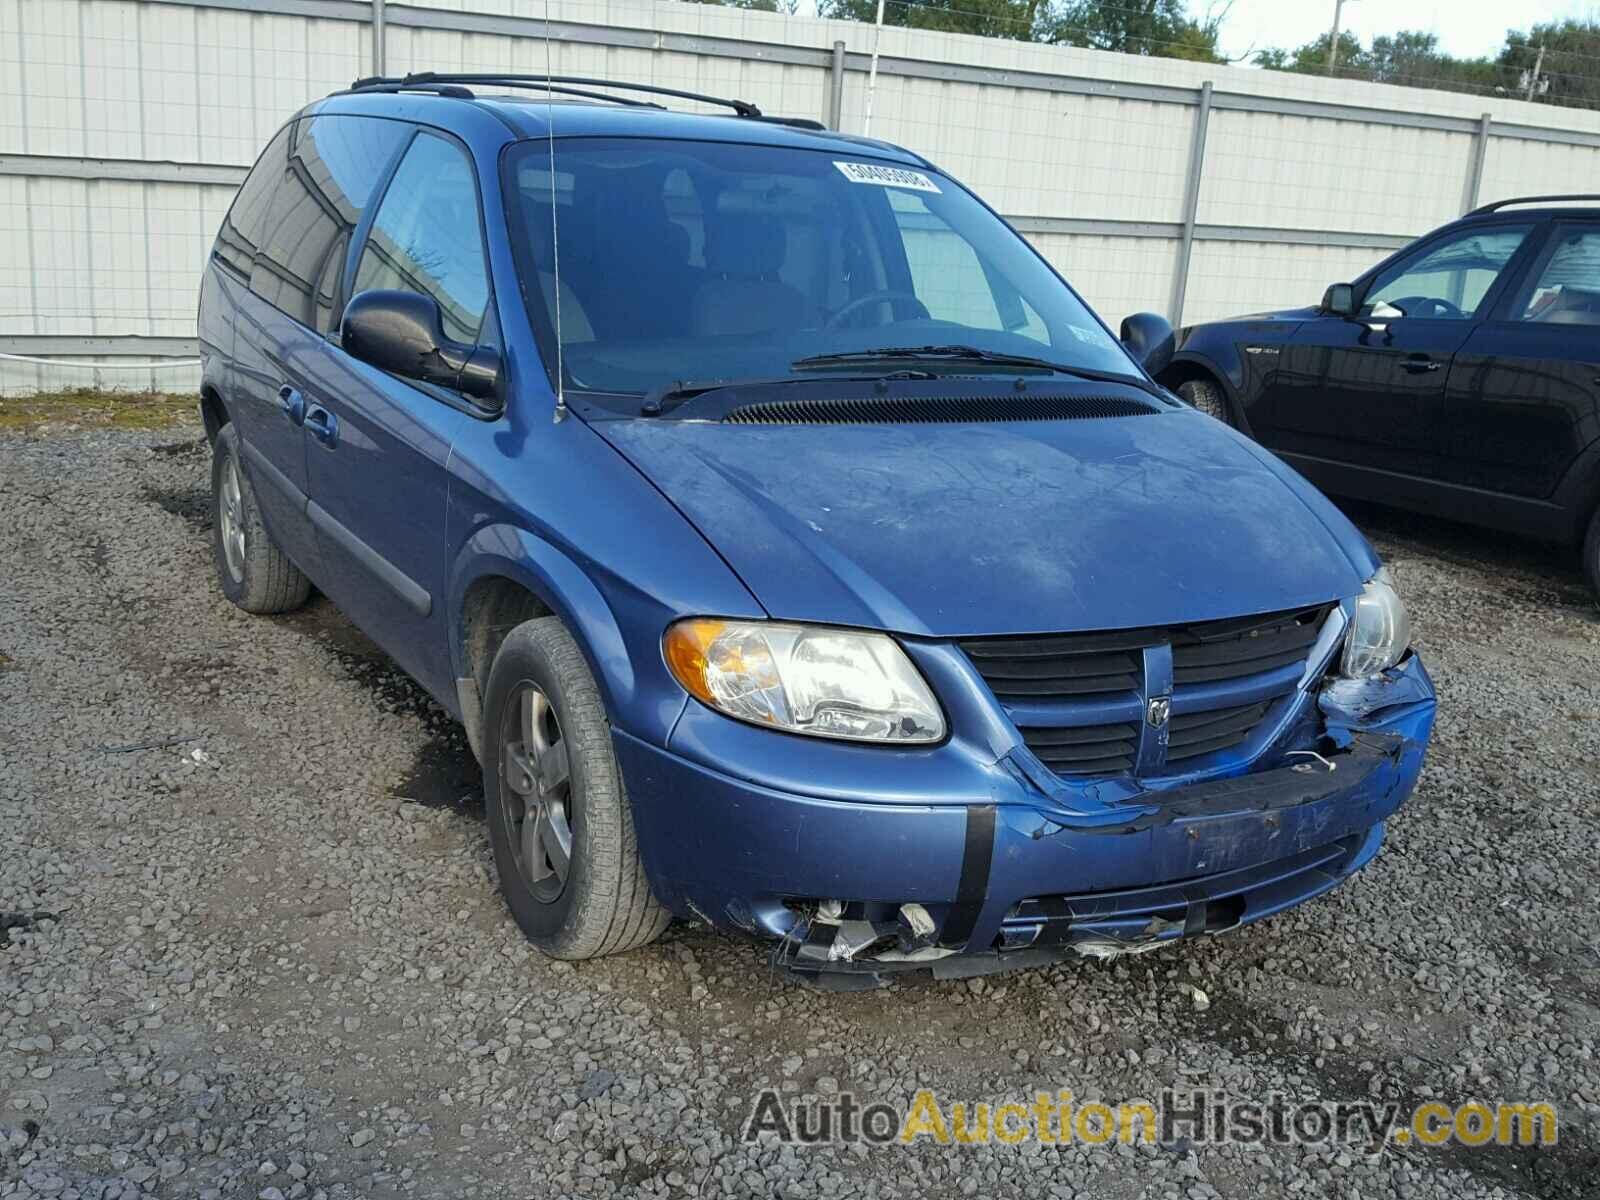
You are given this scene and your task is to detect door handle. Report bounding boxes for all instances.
[277,385,305,424]
[305,404,339,448]
[1401,357,1442,373]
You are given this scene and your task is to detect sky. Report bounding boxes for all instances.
[1213,0,1600,63]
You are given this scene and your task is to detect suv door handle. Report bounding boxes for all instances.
[278,385,305,424]
[1401,357,1442,373]
[305,404,339,448]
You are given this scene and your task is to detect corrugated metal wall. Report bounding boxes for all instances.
[4,0,1600,395]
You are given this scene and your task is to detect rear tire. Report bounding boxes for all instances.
[482,616,670,960]
[1178,377,1234,426]
[211,423,311,614]
[1583,506,1600,602]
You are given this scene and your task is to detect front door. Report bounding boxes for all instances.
[1262,223,1534,481]
[1443,221,1600,500]
[304,129,493,701]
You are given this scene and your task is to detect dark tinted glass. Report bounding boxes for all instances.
[215,123,290,279]
[249,115,410,330]
[354,132,490,345]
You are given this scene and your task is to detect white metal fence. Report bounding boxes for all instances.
[4,0,1600,395]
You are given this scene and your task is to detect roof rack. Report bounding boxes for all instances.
[1470,194,1600,215]
[347,72,764,118]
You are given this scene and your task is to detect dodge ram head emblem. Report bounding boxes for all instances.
[1146,697,1171,728]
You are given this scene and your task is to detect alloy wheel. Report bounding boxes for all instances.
[500,685,574,903]
[219,456,246,582]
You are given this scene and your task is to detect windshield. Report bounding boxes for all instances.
[503,137,1139,397]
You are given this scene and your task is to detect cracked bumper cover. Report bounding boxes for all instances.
[616,654,1435,974]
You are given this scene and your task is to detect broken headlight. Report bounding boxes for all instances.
[663,619,945,743]
[1340,567,1411,678]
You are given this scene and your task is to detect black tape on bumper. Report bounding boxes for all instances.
[942,803,996,949]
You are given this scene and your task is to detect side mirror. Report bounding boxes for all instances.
[341,289,501,402]
[1120,312,1175,378]
[1322,283,1356,317]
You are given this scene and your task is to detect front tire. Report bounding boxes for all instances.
[210,423,310,614]
[482,617,669,960]
[1177,377,1234,426]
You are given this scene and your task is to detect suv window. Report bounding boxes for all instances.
[1364,226,1530,320]
[354,132,490,345]
[215,124,290,280]
[1518,226,1600,326]
[250,115,409,332]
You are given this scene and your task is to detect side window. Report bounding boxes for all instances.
[355,132,490,345]
[250,115,408,331]
[215,124,290,279]
[1364,226,1530,320]
[1517,227,1600,326]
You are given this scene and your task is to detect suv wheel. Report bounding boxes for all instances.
[210,423,311,614]
[1584,506,1600,601]
[482,616,670,960]
[1177,378,1233,426]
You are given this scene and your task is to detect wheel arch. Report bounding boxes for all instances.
[449,526,643,756]
[1159,353,1251,431]
[199,383,229,444]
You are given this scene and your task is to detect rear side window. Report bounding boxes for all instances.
[215,124,290,279]
[1518,227,1600,326]
[249,115,409,332]
[354,132,490,345]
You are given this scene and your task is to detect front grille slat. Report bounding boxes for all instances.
[1166,727,1254,762]
[1023,721,1137,776]
[963,602,1336,781]
[1167,702,1269,748]
[1173,646,1311,685]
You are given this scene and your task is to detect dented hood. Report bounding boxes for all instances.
[597,408,1371,638]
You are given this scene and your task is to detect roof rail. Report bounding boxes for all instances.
[347,72,764,118]
[1469,194,1600,215]
[339,80,475,99]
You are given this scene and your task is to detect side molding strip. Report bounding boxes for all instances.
[240,439,306,508]
[307,500,433,617]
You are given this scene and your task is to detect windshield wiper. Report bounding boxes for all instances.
[792,344,1147,389]
[639,369,935,416]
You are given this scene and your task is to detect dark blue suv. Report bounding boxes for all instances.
[196,74,1435,987]
[1162,197,1600,597]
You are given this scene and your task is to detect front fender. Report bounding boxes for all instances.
[449,526,679,742]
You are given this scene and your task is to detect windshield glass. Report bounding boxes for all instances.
[503,137,1139,397]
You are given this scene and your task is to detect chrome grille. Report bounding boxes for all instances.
[960,603,1335,779]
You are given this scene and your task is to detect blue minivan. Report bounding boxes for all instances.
[196,74,1435,987]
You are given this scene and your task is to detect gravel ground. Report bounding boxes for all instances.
[3,421,1599,1200]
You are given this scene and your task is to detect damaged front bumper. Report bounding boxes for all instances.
[617,654,1435,988]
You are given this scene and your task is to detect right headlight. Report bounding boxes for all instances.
[1340,567,1411,678]
[663,618,945,744]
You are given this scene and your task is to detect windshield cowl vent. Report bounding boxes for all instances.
[721,394,1158,425]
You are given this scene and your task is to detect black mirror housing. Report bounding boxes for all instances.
[1120,312,1175,379]
[1322,282,1356,316]
[341,289,502,402]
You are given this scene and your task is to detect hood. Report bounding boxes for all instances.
[597,406,1369,638]
[1179,306,1316,343]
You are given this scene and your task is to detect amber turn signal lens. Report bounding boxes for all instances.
[662,618,728,706]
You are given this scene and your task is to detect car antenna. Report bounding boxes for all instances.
[544,0,566,424]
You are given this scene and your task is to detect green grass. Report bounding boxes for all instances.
[0,388,200,434]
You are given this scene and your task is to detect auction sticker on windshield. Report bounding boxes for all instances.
[834,161,942,193]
